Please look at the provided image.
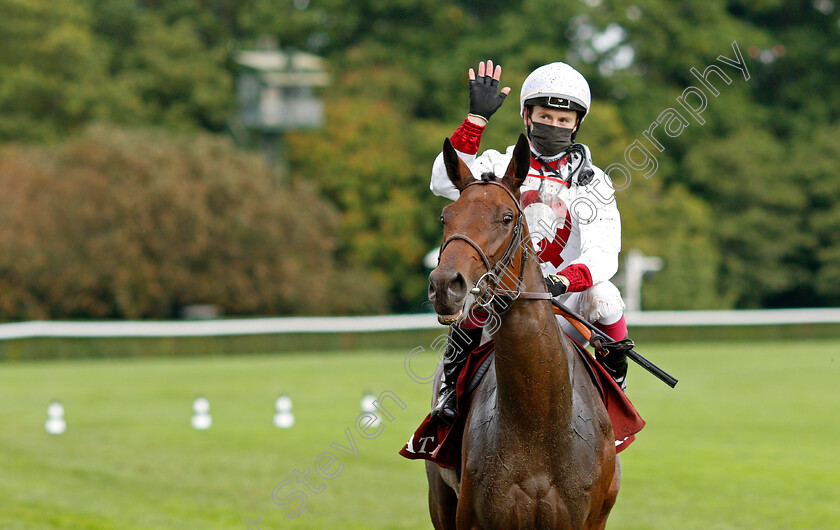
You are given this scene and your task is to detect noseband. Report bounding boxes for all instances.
[438,179,551,311]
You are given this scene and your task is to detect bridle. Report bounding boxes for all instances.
[437,179,552,313]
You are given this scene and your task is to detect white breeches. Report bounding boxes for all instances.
[554,280,625,345]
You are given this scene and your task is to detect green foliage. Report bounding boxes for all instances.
[0,0,232,142]
[800,125,840,304]
[287,86,448,311]
[0,0,838,313]
[620,179,730,310]
[105,13,233,131]
[683,127,808,307]
[577,100,728,310]
[0,125,384,319]
[0,0,111,141]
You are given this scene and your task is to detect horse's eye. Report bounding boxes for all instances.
[439,215,445,225]
[502,213,514,225]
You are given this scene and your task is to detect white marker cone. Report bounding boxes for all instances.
[274,395,294,428]
[360,393,381,428]
[191,396,212,430]
[45,401,66,435]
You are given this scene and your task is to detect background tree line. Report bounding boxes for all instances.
[0,0,837,318]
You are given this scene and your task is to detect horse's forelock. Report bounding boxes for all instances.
[480,172,498,182]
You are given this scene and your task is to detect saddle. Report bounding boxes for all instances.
[398,334,645,469]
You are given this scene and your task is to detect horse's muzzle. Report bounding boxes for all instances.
[428,268,468,321]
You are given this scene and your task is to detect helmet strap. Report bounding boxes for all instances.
[524,106,534,135]
[571,115,581,141]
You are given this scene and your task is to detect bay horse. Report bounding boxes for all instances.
[426,134,619,529]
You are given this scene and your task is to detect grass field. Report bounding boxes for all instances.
[1,338,839,529]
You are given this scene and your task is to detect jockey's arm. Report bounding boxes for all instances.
[432,60,509,200]
[430,118,486,200]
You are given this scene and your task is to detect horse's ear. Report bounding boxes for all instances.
[503,134,530,193]
[443,137,474,192]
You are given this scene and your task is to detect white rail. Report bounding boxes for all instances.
[1,309,839,340]
[627,308,840,326]
[0,314,440,340]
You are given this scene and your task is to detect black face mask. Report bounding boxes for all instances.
[528,122,574,157]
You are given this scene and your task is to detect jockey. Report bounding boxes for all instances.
[429,60,630,425]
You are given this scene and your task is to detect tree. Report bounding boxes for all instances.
[683,127,807,307]
[799,125,840,306]
[1,0,838,313]
[287,81,450,311]
[0,125,384,319]
[89,5,234,132]
[585,101,728,310]
[0,0,112,141]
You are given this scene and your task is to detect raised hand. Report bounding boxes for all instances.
[468,59,511,123]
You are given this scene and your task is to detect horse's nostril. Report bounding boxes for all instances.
[429,269,468,306]
[448,272,467,299]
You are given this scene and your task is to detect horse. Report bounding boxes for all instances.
[425,134,620,529]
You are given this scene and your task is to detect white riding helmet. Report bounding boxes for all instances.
[519,62,591,123]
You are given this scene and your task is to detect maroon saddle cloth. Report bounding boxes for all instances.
[399,339,646,469]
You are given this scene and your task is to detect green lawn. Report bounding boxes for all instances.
[1,339,838,529]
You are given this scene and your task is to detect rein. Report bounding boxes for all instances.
[438,179,551,312]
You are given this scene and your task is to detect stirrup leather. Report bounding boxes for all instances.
[591,336,634,358]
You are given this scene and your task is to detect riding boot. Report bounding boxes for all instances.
[430,326,484,425]
[601,349,629,391]
[593,315,630,392]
